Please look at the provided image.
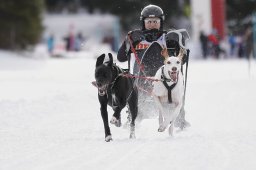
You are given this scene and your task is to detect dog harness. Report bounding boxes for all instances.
[161,67,177,103]
[109,64,124,90]
[109,64,136,108]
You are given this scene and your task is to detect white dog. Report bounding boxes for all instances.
[152,48,186,136]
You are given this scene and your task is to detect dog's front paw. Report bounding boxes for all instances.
[158,125,166,132]
[105,135,113,142]
[110,116,122,127]
[129,125,136,139]
[175,118,191,130]
[110,116,117,124]
[130,133,136,139]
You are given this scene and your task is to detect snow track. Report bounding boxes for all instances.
[1,53,256,170]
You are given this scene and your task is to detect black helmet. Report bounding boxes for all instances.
[140,5,165,21]
[140,5,165,30]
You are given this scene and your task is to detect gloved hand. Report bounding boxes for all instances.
[128,29,145,45]
[124,30,145,54]
[143,29,164,42]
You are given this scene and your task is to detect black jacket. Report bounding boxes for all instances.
[117,41,129,62]
[117,29,188,75]
[117,29,164,63]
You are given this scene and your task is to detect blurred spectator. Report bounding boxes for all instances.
[228,33,236,56]
[47,34,55,54]
[236,34,245,58]
[103,36,114,51]
[208,30,220,58]
[199,31,208,59]
[244,26,253,58]
[74,32,85,51]
[64,32,75,51]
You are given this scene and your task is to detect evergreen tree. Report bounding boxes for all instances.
[0,0,44,50]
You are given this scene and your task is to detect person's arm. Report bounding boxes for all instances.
[117,41,129,62]
[117,30,144,62]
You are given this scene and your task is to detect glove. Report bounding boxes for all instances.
[124,30,145,54]
[128,30,145,46]
[143,29,164,42]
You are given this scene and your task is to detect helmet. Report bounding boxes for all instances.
[140,5,165,30]
[140,5,165,21]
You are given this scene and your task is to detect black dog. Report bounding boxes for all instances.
[94,53,138,142]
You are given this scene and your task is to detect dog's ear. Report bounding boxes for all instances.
[161,47,169,60]
[96,54,105,67]
[108,53,113,67]
[177,48,186,61]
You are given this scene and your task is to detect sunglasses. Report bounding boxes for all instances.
[144,18,161,24]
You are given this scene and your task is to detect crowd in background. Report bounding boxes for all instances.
[199,26,254,59]
[63,32,85,52]
[46,24,253,60]
[46,31,85,56]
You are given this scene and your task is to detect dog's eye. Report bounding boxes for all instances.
[177,61,180,64]
[167,61,171,64]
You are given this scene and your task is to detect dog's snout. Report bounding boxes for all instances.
[172,67,177,72]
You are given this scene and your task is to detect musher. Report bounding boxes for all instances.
[117,4,190,129]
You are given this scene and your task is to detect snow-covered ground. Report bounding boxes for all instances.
[1,50,256,170]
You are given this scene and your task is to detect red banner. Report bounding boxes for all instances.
[211,0,226,39]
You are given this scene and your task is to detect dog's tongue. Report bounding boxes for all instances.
[170,72,177,82]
